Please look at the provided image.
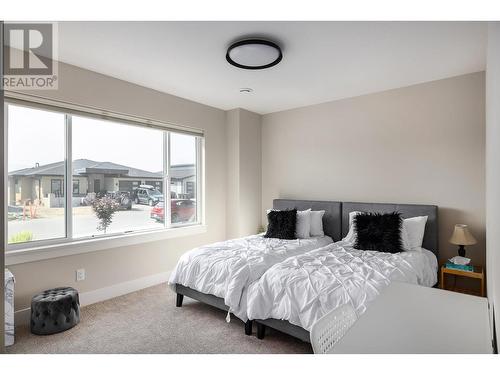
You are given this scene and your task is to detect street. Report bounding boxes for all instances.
[8,204,164,243]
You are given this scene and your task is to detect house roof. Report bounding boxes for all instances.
[170,164,196,180]
[9,159,195,180]
[73,159,161,178]
[9,160,67,177]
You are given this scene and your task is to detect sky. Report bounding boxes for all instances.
[8,104,197,173]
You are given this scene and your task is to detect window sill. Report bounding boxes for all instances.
[5,224,207,266]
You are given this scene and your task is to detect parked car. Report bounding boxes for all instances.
[150,201,164,222]
[150,199,196,223]
[133,186,163,206]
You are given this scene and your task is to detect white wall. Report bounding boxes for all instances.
[486,21,500,345]
[225,108,262,238]
[262,73,486,267]
[6,61,228,310]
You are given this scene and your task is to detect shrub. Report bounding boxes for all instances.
[91,196,120,234]
[9,231,33,244]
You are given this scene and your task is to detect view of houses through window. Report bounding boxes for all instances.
[7,105,66,243]
[6,102,201,246]
[169,133,198,225]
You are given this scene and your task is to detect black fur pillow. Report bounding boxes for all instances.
[354,212,403,253]
[264,209,297,240]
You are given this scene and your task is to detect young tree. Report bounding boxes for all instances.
[91,196,120,234]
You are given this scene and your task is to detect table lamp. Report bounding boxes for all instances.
[449,224,477,257]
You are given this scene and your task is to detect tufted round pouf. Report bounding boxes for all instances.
[31,287,80,335]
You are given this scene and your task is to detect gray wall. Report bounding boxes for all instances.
[238,109,262,236]
[262,72,486,267]
[225,108,262,238]
[486,22,500,345]
[225,109,240,238]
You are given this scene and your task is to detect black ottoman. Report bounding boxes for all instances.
[31,287,80,335]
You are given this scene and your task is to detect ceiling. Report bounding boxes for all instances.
[57,22,487,114]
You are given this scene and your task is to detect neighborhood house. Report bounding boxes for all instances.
[8,159,196,208]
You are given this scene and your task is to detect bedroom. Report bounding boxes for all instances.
[1,0,500,373]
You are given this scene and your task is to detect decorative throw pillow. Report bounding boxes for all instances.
[266,208,312,238]
[264,209,297,240]
[296,209,312,238]
[354,212,403,253]
[309,210,326,237]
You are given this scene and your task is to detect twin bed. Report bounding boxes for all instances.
[169,199,438,344]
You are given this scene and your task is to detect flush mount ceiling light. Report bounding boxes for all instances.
[226,39,282,70]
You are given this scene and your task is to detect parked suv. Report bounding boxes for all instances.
[133,186,163,206]
[150,199,196,223]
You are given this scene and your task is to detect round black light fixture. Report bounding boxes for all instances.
[226,39,282,70]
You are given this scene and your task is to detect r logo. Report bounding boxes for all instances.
[3,23,53,75]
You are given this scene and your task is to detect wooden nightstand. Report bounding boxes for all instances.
[440,265,485,297]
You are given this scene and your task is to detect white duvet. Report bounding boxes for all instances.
[246,241,438,331]
[168,234,333,320]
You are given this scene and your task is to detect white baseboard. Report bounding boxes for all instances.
[14,271,172,327]
[79,271,171,306]
[14,308,30,328]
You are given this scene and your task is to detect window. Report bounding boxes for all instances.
[51,179,64,196]
[5,101,203,248]
[73,180,80,195]
[170,133,198,225]
[7,105,66,244]
[72,115,164,238]
[186,181,195,196]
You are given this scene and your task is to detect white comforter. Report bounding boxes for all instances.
[168,234,333,320]
[246,241,438,331]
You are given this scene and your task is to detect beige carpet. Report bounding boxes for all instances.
[6,283,312,354]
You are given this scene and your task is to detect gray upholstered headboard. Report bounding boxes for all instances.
[273,199,342,241]
[341,202,439,258]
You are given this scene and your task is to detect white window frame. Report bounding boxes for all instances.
[4,97,205,265]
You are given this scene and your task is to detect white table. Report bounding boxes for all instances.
[331,282,492,354]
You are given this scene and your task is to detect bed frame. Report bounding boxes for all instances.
[174,199,343,336]
[254,201,439,343]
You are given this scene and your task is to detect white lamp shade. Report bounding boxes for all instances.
[449,224,477,246]
[228,43,281,67]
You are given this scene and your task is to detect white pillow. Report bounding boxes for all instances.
[402,216,428,251]
[342,211,362,244]
[296,209,312,239]
[309,210,325,237]
[400,227,412,251]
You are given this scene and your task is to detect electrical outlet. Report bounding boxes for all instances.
[76,268,86,282]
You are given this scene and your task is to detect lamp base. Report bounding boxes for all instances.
[458,245,466,257]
